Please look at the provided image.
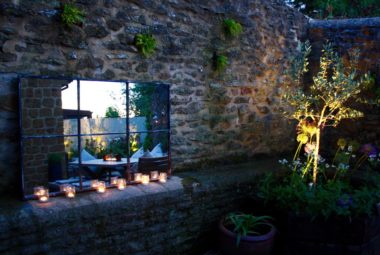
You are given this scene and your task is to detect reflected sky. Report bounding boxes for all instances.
[62,81,127,118]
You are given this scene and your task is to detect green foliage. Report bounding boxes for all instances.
[225,213,273,247]
[223,18,243,38]
[134,33,156,57]
[105,106,120,118]
[258,171,380,219]
[213,54,228,73]
[48,153,64,164]
[61,3,85,27]
[283,42,372,183]
[285,0,380,18]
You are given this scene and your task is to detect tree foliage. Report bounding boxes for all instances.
[283,41,372,184]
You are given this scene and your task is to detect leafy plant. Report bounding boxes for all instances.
[225,213,273,247]
[283,41,372,184]
[105,106,120,118]
[48,153,64,164]
[134,33,156,57]
[213,54,228,73]
[61,3,85,27]
[223,18,243,38]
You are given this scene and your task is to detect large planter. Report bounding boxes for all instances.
[286,210,380,255]
[218,219,276,255]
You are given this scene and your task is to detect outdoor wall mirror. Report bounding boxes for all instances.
[19,77,170,199]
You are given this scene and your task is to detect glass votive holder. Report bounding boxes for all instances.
[150,171,159,180]
[91,179,99,189]
[159,172,167,183]
[97,181,106,193]
[110,176,118,186]
[64,185,76,198]
[117,178,126,190]
[34,186,49,202]
[141,174,150,185]
[134,173,142,183]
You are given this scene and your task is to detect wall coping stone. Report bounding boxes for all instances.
[309,17,380,29]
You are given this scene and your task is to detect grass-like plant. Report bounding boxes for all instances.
[134,33,156,57]
[283,41,372,184]
[61,3,85,27]
[223,18,243,38]
[225,213,273,247]
[213,54,228,73]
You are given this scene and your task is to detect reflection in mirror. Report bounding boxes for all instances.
[78,81,126,135]
[22,137,81,195]
[129,83,169,133]
[20,78,170,198]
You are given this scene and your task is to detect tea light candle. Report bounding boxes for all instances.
[65,185,76,198]
[97,181,106,193]
[34,186,49,202]
[150,171,159,180]
[134,173,142,183]
[159,172,167,183]
[141,174,150,185]
[110,176,118,186]
[117,178,126,190]
[91,179,99,189]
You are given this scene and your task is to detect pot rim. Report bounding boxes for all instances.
[219,219,276,242]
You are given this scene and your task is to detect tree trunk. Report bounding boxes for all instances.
[313,128,321,184]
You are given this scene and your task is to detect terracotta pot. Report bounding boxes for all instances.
[218,219,276,255]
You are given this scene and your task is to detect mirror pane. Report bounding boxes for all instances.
[22,137,81,196]
[78,134,128,187]
[62,80,79,136]
[79,81,126,135]
[129,83,169,132]
[20,78,69,136]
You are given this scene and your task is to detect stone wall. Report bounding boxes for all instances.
[307,18,380,148]
[0,0,308,194]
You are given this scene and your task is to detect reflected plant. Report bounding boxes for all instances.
[283,41,372,184]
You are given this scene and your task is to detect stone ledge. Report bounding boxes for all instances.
[309,17,380,29]
[0,158,278,254]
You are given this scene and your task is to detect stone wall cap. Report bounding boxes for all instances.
[309,17,380,29]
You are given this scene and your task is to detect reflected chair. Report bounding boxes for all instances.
[137,156,169,174]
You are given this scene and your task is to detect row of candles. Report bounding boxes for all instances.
[34,171,168,202]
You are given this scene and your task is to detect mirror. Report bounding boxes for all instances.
[20,77,170,199]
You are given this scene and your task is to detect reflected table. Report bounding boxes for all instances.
[69,158,138,183]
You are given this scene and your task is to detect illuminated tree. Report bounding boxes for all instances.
[283,42,372,184]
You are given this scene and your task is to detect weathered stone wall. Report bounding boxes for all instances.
[307,18,380,148]
[0,0,308,194]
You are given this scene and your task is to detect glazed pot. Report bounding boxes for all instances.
[218,219,276,255]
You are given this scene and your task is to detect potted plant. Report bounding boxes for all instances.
[218,212,276,255]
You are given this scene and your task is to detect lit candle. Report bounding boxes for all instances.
[141,174,150,185]
[64,185,76,198]
[134,173,142,183]
[150,171,159,180]
[97,181,106,193]
[159,172,167,183]
[91,179,99,189]
[117,178,126,190]
[34,186,49,202]
[110,176,118,186]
